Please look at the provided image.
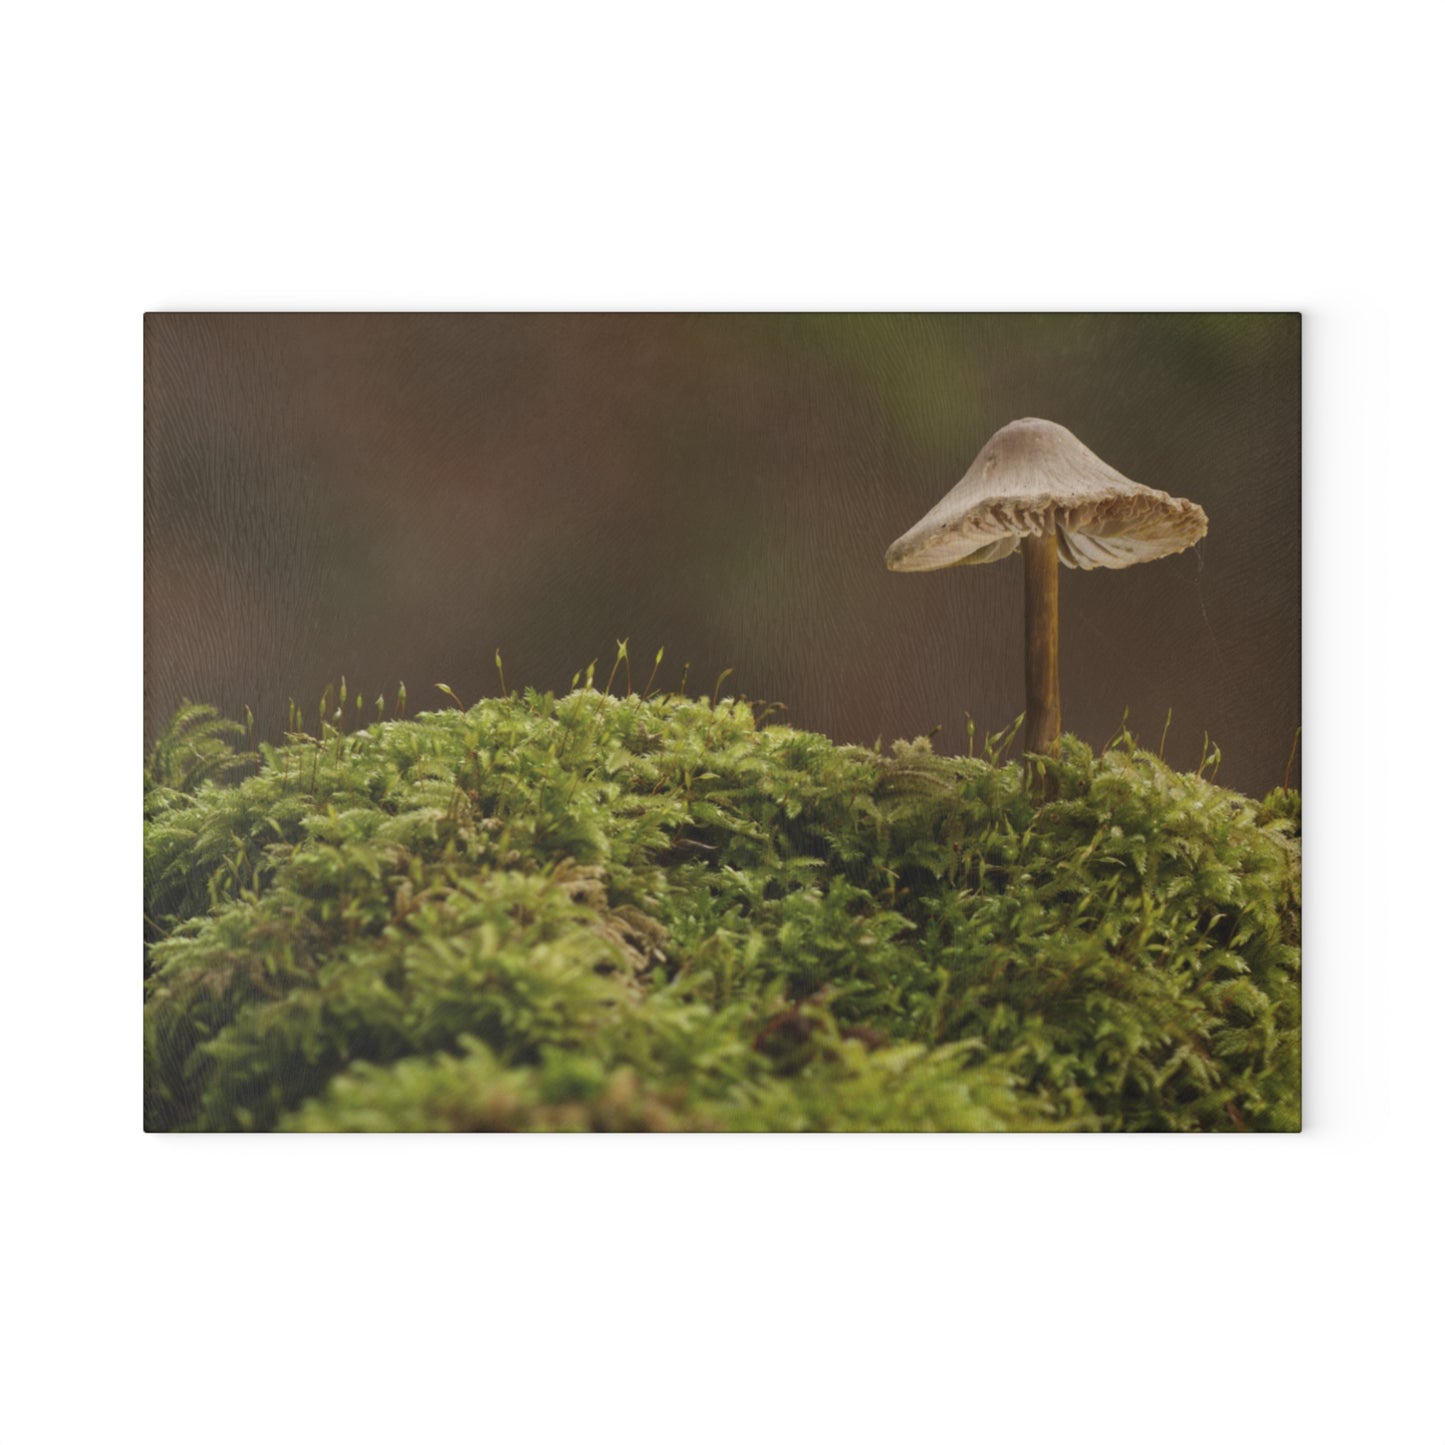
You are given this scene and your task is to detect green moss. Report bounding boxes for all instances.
[144,685,1301,1132]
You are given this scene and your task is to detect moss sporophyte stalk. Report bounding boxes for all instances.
[143,684,1301,1132]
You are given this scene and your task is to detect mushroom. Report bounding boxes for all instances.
[885,417,1208,758]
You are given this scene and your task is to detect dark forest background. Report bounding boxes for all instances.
[143,313,1299,798]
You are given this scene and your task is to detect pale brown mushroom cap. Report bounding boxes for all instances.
[885,417,1209,572]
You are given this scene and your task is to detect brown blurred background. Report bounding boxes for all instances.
[143,313,1300,798]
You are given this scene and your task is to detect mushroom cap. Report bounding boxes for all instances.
[885,417,1209,572]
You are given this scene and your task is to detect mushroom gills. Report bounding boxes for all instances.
[1055,527,1181,570]
[959,536,1020,565]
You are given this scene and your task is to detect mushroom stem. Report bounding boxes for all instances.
[1022,531,1061,756]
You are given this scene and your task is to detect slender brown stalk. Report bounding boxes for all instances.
[1022,531,1061,756]
[1283,727,1301,791]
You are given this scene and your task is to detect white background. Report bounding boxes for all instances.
[4,3,1440,1443]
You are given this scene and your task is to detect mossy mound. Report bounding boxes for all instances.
[144,689,1301,1132]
